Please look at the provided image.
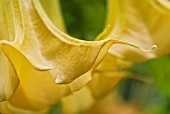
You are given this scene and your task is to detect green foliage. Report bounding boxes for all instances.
[120,55,170,114]
[60,0,107,40]
[147,55,170,98]
[48,102,62,114]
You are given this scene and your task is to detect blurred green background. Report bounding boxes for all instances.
[49,0,170,114]
[60,0,106,41]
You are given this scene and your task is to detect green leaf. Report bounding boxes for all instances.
[147,54,170,98]
[48,102,62,114]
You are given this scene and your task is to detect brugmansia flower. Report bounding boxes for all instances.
[61,0,170,113]
[0,0,169,114]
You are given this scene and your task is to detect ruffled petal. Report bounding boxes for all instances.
[0,43,96,111]
[0,0,155,111]
[97,0,169,62]
[1,0,146,85]
[0,45,70,110]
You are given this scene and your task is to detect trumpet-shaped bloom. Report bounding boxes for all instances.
[0,0,148,112]
[99,0,170,62]
[1,0,170,113]
[61,0,170,113]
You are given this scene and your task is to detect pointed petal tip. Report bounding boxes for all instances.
[152,45,158,50]
[55,76,65,84]
[140,45,158,52]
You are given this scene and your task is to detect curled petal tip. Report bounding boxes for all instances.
[55,78,62,84]
[152,45,158,50]
[55,76,66,84]
[107,39,158,53]
[140,45,158,52]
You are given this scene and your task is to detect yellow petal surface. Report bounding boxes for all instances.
[61,87,95,114]
[97,0,169,62]
[5,49,70,111]
[0,0,145,85]
[0,42,96,111]
[0,0,154,112]
[0,101,48,114]
[62,55,132,113]
[96,53,132,71]
[88,53,132,99]
[39,0,66,32]
[0,0,90,111]
[87,53,150,100]
[88,71,125,99]
[0,51,19,101]
[0,0,19,101]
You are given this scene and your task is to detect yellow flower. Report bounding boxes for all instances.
[61,0,170,113]
[1,0,169,114]
[98,0,170,62]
